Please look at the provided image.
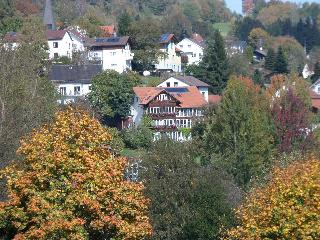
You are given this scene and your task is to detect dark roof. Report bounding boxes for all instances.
[159,33,177,44]
[254,49,267,57]
[172,76,210,87]
[43,0,55,30]
[85,36,130,47]
[46,30,67,40]
[67,28,88,42]
[49,65,103,84]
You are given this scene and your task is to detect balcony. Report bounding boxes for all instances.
[153,125,177,132]
[148,112,176,119]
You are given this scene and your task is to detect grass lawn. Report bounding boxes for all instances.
[121,148,145,159]
[212,22,232,37]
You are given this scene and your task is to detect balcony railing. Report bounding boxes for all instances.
[148,112,176,119]
[153,125,177,132]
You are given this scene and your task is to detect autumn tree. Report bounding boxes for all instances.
[204,76,274,188]
[0,107,152,239]
[225,156,320,239]
[88,70,140,126]
[248,28,271,50]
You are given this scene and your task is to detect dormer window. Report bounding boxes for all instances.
[166,82,170,87]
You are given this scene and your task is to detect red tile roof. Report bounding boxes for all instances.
[310,90,320,109]
[46,30,67,40]
[192,33,204,44]
[208,95,221,105]
[133,86,207,108]
[100,25,116,37]
[3,32,20,42]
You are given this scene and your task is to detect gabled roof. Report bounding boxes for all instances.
[254,49,267,56]
[85,36,130,48]
[46,30,68,40]
[159,33,177,44]
[67,27,88,42]
[49,64,102,84]
[171,76,210,87]
[192,33,204,44]
[133,86,207,108]
[311,79,320,89]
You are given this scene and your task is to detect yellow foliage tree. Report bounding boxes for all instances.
[0,107,152,239]
[225,156,320,239]
[248,28,272,49]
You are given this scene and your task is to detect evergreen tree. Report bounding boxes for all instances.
[193,30,229,94]
[204,76,274,188]
[275,46,288,74]
[253,69,263,86]
[265,48,276,71]
[117,11,132,36]
[312,61,320,83]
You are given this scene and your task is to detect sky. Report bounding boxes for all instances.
[225,0,320,14]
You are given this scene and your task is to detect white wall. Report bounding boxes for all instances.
[48,33,73,59]
[88,44,133,73]
[156,41,182,72]
[157,77,189,87]
[177,38,203,65]
[130,96,144,126]
[311,82,320,94]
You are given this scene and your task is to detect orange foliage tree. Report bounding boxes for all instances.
[0,107,152,239]
[225,156,320,239]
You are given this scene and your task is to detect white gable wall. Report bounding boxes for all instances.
[157,77,189,87]
[311,81,320,94]
[156,41,182,72]
[48,33,73,59]
[177,38,203,65]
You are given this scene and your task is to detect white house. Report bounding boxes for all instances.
[49,64,102,104]
[2,32,19,50]
[177,38,204,65]
[302,64,314,79]
[157,76,210,102]
[86,36,134,73]
[155,33,182,73]
[311,79,320,95]
[130,86,207,141]
[46,30,85,59]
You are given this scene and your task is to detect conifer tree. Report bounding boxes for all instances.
[117,11,132,36]
[253,69,263,86]
[265,48,276,71]
[275,46,288,74]
[312,61,320,83]
[191,30,229,94]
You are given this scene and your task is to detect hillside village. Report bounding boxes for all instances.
[0,0,320,239]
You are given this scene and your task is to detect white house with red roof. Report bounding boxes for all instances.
[177,34,205,65]
[86,36,134,73]
[131,86,210,141]
[155,33,182,73]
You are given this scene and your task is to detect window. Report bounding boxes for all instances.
[166,82,170,87]
[59,87,66,95]
[193,53,196,57]
[74,86,80,95]
[318,86,320,93]
[53,42,58,48]
[111,52,116,56]
[89,85,92,91]
[179,45,183,48]
[69,43,70,49]
[188,44,191,48]
[53,53,59,59]
[174,82,178,87]
[111,64,117,67]
[201,92,205,96]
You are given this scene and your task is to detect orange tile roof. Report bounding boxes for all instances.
[133,86,207,108]
[100,25,116,36]
[208,95,221,105]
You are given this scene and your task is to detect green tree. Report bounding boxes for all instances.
[88,70,140,126]
[117,11,132,36]
[142,139,236,240]
[265,48,276,71]
[190,30,229,94]
[204,76,274,188]
[0,16,56,170]
[253,69,263,86]
[228,53,250,77]
[128,18,163,71]
[275,46,289,74]
[312,61,320,83]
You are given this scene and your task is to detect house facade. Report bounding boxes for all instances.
[49,64,102,104]
[311,79,320,95]
[131,86,208,141]
[46,30,85,59]
[86,36,134,73]
[157,76,210,102]
[177,38,204,65]
[155,33,182,73]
